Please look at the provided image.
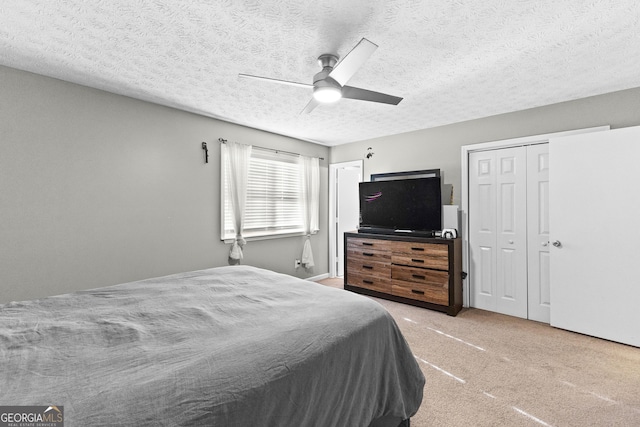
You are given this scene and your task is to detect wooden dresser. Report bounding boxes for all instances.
[344,231,463,316]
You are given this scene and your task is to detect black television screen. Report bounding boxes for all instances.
[359,177,442,234]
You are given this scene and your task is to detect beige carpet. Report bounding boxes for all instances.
[318,278,640,427]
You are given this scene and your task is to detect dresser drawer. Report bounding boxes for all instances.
[391,254,449,271]
[347,237,393,251]
[388,240,447,256]
[391,281,449,306]
[389,241,449,270]
[347,272,392,294]
[391,265,449,287]
[346,246,391,264]
[347,259,391,277]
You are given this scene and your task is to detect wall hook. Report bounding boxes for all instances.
[202,142,209,163]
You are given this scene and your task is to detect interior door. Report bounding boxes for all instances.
[526,144,551,323]
[469,150,498,312]
[494,147,528,317]
[469,147,528,318]
[331,162,361,277]
[549,126,640,347]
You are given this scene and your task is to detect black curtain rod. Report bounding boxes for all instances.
[218,138,324,161]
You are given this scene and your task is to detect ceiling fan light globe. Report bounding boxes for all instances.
[313,86,342,103]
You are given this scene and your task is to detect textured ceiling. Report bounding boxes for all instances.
[2,1,640,146]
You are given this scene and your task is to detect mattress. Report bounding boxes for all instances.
[0,265,424,426]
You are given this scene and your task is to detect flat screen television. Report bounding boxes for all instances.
[358,177,442,236]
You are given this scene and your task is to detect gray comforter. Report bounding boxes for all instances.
[0,265,424,426]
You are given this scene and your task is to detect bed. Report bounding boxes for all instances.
[0,265,424,426]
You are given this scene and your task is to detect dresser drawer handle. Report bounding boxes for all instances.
[362,242,374,246]
[412,274,426,280]
[363,252,374,257]
[411,259,425,263]
[411,289,425,295]
[411,247,425,251]
[363,265,374,270]
[363,279,374,285]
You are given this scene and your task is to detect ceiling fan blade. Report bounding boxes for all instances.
[301,97,320,114]
[342,86,403,105]
[300,97,320,114]
[328,38,378,86]
[238,73,311,89]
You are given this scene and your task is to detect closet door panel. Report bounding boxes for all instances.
[495,148,528,318]
[469,151,497,312]
[527,144,551,323]
[469,148,528,318]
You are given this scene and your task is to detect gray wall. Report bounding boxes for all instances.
[4,61,640,304]
[330,87,640,205]
[0,65,330,303]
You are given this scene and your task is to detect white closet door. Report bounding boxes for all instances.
[495,148,528,317]
[469,150,498,312]
[526,144,551,323]
[469,148,528,318]
[550,127,640,347]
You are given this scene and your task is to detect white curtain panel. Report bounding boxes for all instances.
[300,156,320,268]
[225,141,252,261]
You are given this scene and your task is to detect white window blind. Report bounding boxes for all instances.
[221,146,306,240]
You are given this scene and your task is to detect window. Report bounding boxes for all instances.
[221,146,308,240]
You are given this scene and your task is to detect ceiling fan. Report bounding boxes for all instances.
[239,38,403,114]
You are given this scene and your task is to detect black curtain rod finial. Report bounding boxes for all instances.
[202,141,209,163]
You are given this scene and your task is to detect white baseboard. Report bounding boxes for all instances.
[307,273,330,282]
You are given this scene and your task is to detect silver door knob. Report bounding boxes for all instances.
[552,240,562,248]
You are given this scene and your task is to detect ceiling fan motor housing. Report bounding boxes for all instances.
[313,54,340,86]
[312,54,342,102]
[313,53,340,86]
[317,54,338,70]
